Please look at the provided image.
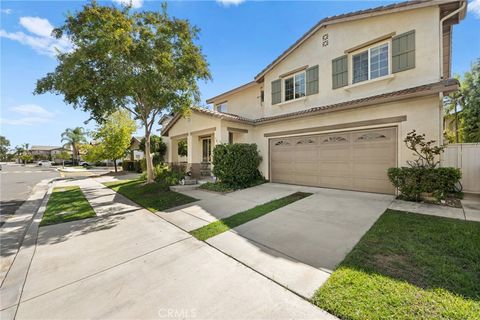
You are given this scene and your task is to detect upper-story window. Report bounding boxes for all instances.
[216,102,227,113]
[353,42,389,84]
[284,72,306,101]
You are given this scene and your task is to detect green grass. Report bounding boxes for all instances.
[41,186,96,226]
[312,209,480,320]
[103,179,197,212]
[190,192,311,241]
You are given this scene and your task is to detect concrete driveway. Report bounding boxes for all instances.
[206,183,394,297]
[1,179,335,319]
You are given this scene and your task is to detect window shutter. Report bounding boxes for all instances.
[271,79,281,105]
[392,30,415,73]
[332,55,348,89]
[306,65,319,96]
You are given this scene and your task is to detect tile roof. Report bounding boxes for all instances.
[162,79,459,136]
[30,145,63,151]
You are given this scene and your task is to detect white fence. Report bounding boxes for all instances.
[441,143,480,194]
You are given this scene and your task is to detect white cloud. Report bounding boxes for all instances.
[19,17,54,37]
[216,0,246,6]
[113,0,143,9]
[1,104,56,126]
[1,8,12,14]
[468,0,480,18]
[0,16,72,57]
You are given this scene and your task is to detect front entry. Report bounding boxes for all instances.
[202,138,212,163]
[269,127,397,194]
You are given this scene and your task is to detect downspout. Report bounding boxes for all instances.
[438,1,465,148]
[439,1,466,79]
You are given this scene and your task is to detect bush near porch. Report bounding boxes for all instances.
[212,143,263,189]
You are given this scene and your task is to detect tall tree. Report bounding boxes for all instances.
[61,127,87,165]
[88,110,137,172]
[34,2,210,182]
[139,135,167,163]
[460,59,480,142]
[0,136,10,161]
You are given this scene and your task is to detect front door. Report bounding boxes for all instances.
[202,138,212,163]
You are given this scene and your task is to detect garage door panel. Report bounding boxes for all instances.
[270,127,397,194]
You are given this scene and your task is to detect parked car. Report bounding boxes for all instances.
[37,160,54,167]
[79,161,93,167]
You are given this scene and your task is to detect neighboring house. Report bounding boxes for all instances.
[31,146,71,162]
[126,136,145,161]
[162,0,466,194]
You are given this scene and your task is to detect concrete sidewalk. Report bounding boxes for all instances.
[2,178,336,319]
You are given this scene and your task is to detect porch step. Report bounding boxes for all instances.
[200,170,211,177]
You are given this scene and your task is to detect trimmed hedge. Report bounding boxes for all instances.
[387,167,461,201]
[212,143,263,188]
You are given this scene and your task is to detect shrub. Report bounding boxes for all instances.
[152,163,184,190]
[388,167,461,201]
[122,160,142,172]
[212,143,263,188]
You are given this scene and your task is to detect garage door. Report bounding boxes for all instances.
[270,127,397,194]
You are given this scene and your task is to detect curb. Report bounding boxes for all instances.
[0,180,55,319]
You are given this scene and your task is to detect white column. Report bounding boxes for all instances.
[187,133,193,164]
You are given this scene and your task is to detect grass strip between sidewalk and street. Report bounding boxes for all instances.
[190,192,311,241]
[312,209,480,320]
[41,186,96,226]
[103,179,197,212]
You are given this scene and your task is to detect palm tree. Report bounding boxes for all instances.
[61,127,87,165]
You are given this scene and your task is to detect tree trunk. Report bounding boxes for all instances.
[144,127,154,183]
[114,159,118,173]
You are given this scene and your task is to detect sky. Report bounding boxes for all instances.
[1,0,479,149]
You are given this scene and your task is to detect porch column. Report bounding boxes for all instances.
[168,137,175,163]
[187,133,194,164]
[214,126,229,145]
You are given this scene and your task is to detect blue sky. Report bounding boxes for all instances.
[1,0,479,148]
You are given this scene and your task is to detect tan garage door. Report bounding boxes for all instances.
[270,127,397,194]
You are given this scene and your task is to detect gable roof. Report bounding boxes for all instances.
[163,79,458,136]
[30,145,62,151]
[254,0,466,81]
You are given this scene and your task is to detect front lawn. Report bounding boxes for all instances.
[103,179,197,212]
[190,192,311,241]
[313,209,480,320]
[41,186,96,226]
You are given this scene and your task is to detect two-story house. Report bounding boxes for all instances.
[161,0,466,194]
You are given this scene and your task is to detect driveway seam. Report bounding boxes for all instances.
[14,236,192,307]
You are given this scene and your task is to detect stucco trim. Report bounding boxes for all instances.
[264,116,407,137]
[279,65,309,78]
[344,32,396,54]
[191,127,217,136]
[227,127,249,133]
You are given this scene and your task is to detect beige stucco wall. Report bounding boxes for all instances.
[252,95,441,179]
[208,6,442,121]
[220,83,264,119]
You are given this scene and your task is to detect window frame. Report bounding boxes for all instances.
[215,102,227,113]
[351,40,390,85]
[283,71,306,102]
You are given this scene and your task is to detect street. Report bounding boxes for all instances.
[0,164,59,224]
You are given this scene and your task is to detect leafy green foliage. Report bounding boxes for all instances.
[34,1,211,182]
[212,143,263,188]
[190,192,311,241]
[404,130,444,168]
[177,139,188,157]
[0,136,10,161]
[139,135,167,160]
[41,186,96,226]
[388,167,461,201]
[85,110,137,171]
[61,127,87,165]
[313,209,480,320]
[103,179,197,212]
[152,163,184,190]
